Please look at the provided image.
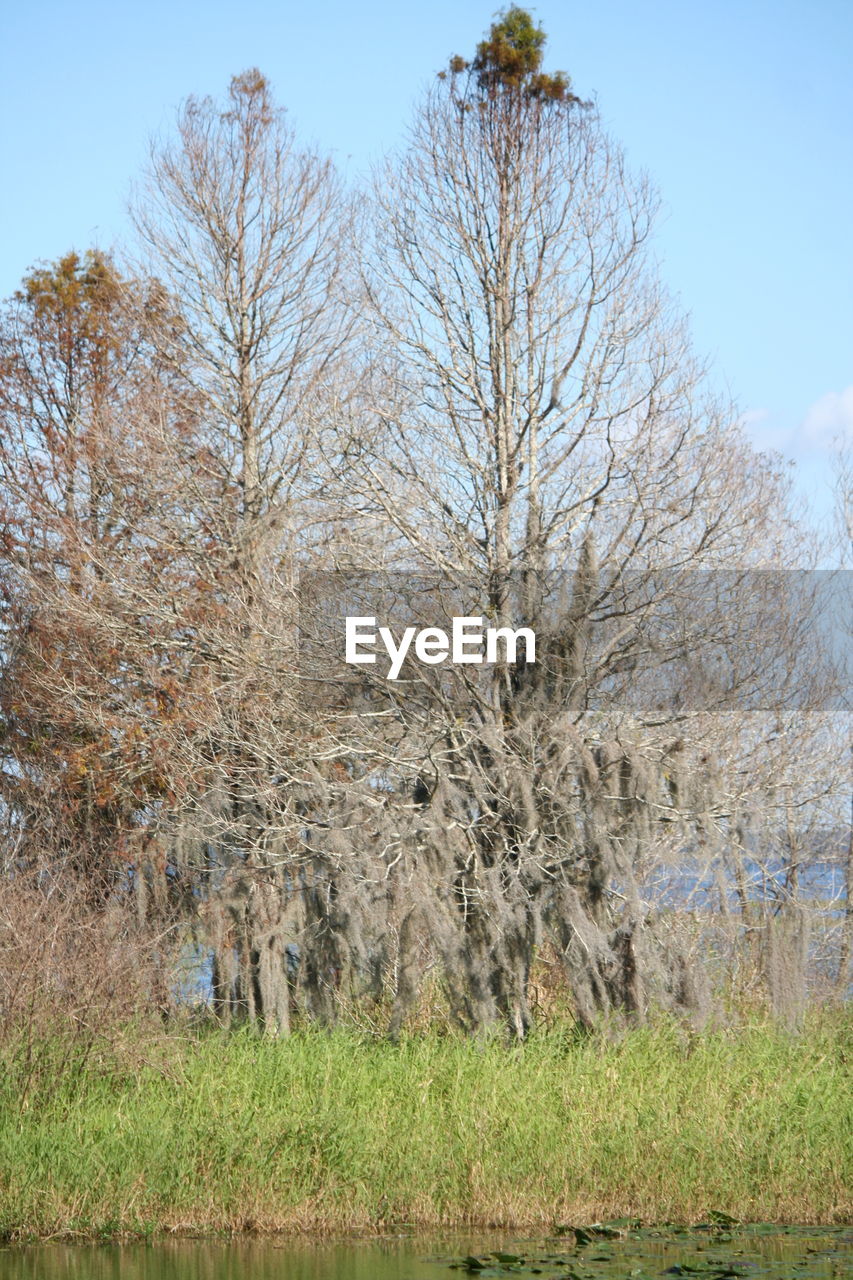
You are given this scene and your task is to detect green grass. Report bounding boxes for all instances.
[0,1015,850,1241]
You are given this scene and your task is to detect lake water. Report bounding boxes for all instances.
[1,1227,851,1279]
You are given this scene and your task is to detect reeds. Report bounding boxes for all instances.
[0,1014,849,1241]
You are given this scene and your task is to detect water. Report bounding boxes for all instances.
[1,1228,851,1280]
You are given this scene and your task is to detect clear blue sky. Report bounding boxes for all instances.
[2,0,851,515]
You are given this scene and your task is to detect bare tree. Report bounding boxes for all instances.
[129,70,356,1033]
[133,69,352,583]
[305,8,822,1036]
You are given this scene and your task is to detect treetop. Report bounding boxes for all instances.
[443,7,586,105]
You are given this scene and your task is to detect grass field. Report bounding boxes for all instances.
[0,1015,849,1241]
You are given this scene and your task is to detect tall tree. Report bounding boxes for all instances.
[131,70,355,1033]
[315,7,814,1035]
